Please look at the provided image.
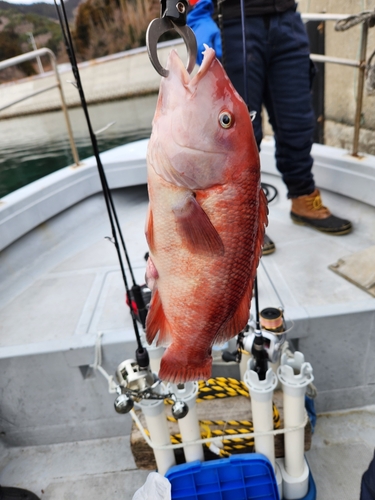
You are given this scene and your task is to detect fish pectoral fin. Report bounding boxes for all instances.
[173,194,224,255]
[215,281,253,344]
[145,289,171,346]
[145,206,155,253]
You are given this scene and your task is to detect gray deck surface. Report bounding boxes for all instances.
[1,172,375,498]
[1,406,374,499]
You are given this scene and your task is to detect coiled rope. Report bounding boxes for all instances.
[334,10,375,31]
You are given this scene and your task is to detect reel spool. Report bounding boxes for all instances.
[260,307,285,334]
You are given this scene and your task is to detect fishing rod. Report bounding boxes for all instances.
[217,0,269,379]
[237,0,267,380]
[54,0,149,365]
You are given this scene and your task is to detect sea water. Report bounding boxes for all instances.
[0,94,158,199]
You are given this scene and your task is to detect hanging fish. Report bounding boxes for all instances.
[145,46,267,383]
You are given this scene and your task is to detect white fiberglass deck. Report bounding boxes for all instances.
[0,139,375,499]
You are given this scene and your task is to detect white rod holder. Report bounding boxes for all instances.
[137,398,176,476]
[277,351,314,499]
[239,351,251,380]
[168,382,204,463]
[244,366,278,468]
[148,345,165,374]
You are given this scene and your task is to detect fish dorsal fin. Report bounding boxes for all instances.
[214,185,268,345]
[215,279,253,345]
[250,186,268,278]
[172,193,224,256]
[145,289,171,346]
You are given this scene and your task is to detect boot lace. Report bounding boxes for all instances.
[307,193,325,211]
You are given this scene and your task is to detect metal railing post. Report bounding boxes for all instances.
[0,48,80,167]
[49,54,80,166]
[352,21,369,157]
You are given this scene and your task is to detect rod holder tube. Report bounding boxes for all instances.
[277,351,314,499]
[148,345,165,374]
[136,398,176,475]
[239,350,251,381]
[244,366,277,468]
[168,382,204,463]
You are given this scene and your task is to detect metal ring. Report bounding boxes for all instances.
[146,18,197,77]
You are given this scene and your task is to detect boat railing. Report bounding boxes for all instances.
[0,48,80,166]
[0,13,373,161]
[301,12,373,157]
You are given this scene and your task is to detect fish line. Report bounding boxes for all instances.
[54,0,144,352]
[260,259,285,310]
[239,0,249,108]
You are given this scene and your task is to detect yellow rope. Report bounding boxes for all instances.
[162,377,281,456]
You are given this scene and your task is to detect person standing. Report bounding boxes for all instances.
[187,0,352,253]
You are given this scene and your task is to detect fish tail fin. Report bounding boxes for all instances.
[159,347,212,383]
[145,289,171,346]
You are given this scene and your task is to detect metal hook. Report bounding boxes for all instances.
[146,17,197,77]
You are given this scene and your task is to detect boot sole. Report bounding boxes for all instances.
[262,245,276,256]
[291,214,352,235]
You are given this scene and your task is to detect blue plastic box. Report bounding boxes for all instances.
[165,453,280,500]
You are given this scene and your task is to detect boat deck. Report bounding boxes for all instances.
[1,405,374,499]
[1,142,375,498]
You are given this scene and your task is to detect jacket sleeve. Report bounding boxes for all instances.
[187,0,222,65]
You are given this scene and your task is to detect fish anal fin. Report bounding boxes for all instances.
[145,206,155,253]
[173,194,224,256]
[159,346,212,383]
[215,281,252,345]
[145,289,171,346]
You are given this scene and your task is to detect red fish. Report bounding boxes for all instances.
[145,47,267,383]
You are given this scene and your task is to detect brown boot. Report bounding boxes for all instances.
[290,189,352,235]
[262,234,276,255]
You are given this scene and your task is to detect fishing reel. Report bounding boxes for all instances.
[113,358,189,419]
[113,358,158,413]
[222,307,286,365]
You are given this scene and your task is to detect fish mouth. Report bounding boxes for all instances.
[189,45,216,87]
[167,45,216,90]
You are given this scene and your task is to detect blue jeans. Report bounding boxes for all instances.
[361,451,375,500]
[223,9,316,198]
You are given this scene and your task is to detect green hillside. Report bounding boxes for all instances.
[0,1,78,81]
[0,0,80,21]
[0,0,173,81]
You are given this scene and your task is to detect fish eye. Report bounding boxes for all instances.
[219,111,233,129]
